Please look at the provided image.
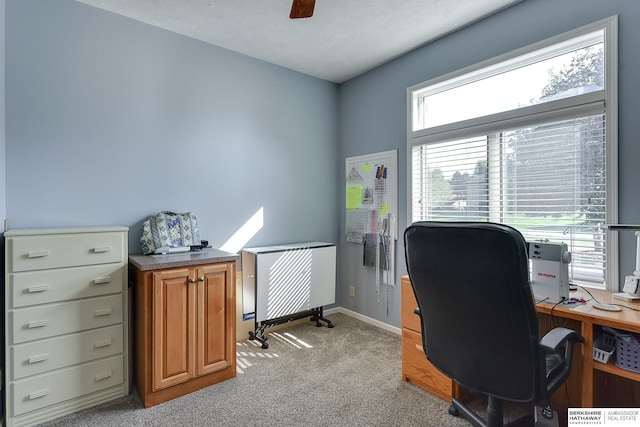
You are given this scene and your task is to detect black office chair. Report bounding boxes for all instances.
[404,221,583,427]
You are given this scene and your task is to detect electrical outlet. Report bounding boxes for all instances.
[349,286,356,297]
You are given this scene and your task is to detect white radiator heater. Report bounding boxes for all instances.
[241,242,336,348]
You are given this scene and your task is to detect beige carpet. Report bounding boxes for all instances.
[38,313,529,426]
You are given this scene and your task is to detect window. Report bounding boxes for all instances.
[408,17,618,289]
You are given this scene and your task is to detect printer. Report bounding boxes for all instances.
[528,241,572,304]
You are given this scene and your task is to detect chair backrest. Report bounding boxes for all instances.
[404,221,541,402]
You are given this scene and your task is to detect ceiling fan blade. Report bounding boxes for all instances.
[290,0,315,19]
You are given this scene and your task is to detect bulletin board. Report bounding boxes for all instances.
[345,149,398,244]
[346,150,398,304]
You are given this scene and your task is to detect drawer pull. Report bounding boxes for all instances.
[93,246,112,253]
[27,320,49,328]
[28,353,50,364]
[94,277,112,284]
[95,370,113,381]
[415,344,424,352]
[29,389,50,400]
[94,339,113,348]
[94,308,113,317]
[27,285,49,293]
[27,250,50,258]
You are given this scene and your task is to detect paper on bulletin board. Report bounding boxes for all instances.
[346,186,363,210]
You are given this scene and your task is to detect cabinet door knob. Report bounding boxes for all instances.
[189,278,196,283]
[199,276,205,282]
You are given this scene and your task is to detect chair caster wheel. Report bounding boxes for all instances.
[261,342,269,349]
[448,404,459,417]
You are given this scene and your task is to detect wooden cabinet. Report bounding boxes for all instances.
[4,227,129,427]
[401,276,469,402]
[130,253,237,408]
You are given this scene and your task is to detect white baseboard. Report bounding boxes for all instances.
[324,307,401,335]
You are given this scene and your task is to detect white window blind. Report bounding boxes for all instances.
[411,113,606,286]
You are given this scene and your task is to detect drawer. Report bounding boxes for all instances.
[402,278,422,333]
[8,232,125,272]
[11,355,124,416]
[11,294,123,344]
[9,263,125,308]
[11,324,124,380]
[402,328,453,400]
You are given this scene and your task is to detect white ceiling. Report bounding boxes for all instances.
[76,0,522,83]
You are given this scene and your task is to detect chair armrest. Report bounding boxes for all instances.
[539,327,584,395]
[540,327,584,353]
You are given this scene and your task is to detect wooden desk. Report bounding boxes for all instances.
[401,276,640,408]
[536,287,640,408]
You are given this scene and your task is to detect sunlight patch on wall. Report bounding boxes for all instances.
[220,207,264,253]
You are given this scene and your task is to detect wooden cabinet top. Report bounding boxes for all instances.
[129,249,238,271]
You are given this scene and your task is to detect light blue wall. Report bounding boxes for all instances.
[338,0,640,327]
[5,0,640,330]
[5,1,339,261]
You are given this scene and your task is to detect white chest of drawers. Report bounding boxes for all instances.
[4,227,129,427]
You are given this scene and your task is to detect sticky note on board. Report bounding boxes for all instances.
[362,163,373,172]
[379,202,389,215]
[346,186,363,210]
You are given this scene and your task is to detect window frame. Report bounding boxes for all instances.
[406,16,618,289]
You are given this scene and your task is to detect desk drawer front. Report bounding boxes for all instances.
[8,232,125,272]
[402,278,422,333]
[11,355,124,416]
[11,295,123,344]
[402,328,452,399]
[11,324,124,380]
[9,264,125,308]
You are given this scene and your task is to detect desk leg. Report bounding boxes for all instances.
[581,321,594,407]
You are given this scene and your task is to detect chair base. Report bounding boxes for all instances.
[533,405,559,427]
[449,398,535,427]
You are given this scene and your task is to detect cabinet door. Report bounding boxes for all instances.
[152,268,196,391]
[197,263,235,376]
